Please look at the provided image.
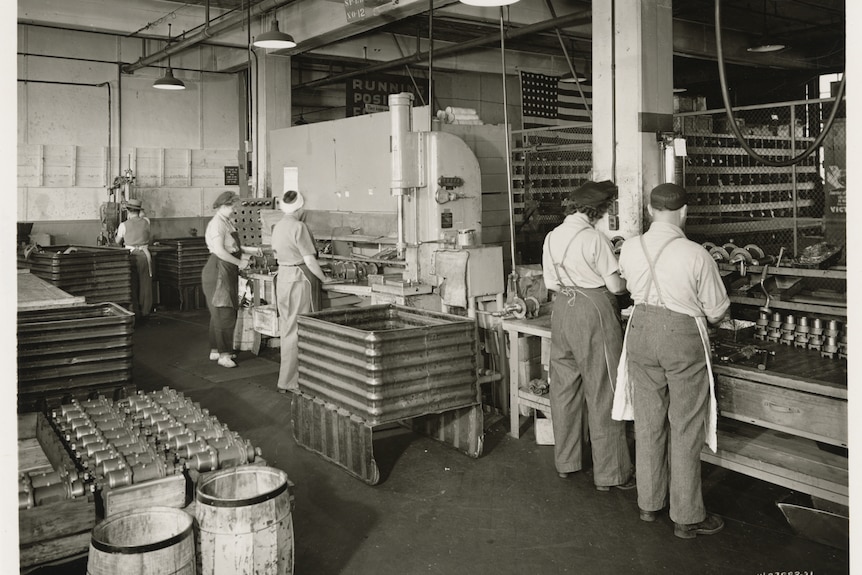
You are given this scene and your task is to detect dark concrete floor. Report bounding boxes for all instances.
[32,308,849,574]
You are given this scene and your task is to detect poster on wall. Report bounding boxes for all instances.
[346,73,430,117]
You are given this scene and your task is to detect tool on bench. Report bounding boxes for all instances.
[715,341,775,370]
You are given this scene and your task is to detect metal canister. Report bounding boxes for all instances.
[457,229,477,248]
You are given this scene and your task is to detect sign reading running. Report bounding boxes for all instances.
[346,74,429,117]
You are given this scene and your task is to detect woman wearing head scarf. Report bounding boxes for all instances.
[201,191,258,368]
[541,180,635,491]
[115,198,153,320]
[271,190,328,392]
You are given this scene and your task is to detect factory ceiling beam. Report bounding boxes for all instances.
[297,10,592,90]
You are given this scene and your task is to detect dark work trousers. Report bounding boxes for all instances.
[549,287,632,486]
[626,304,709,525]
[129,250,152,317]
[201,254,239,354]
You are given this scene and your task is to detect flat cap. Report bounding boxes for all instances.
[650,183,688,211]
[567,180,618,208]
[212,191,239,209]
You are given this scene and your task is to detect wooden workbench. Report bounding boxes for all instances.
[501,313,849,505]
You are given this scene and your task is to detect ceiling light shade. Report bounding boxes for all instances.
[253,20,296,49]
[673,87,687,93]
[459,0,520,6]
[153,67,186,90]
[747,38,787,53]
[560,71,588,83]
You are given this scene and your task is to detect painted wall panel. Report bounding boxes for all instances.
[121,75,203,150]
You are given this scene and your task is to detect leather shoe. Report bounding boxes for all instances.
[639,508,660,522]
[558,472,571,479]
[595,475,637,492]
[674,513,725,539]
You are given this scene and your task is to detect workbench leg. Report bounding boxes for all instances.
[507,329,522,438]
[290,391,380,485]
[408,404,484,458]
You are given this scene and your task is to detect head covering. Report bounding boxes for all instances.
[567,180,618,208]
[650,183,688,211]
[280,190,305,214]
[213,191,239,209]
[125,198,143,211]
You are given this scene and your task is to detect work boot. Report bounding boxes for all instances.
[673,513,725,539]
[595,475,637,492]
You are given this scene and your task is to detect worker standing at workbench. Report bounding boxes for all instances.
[616,182,730,539]
[271,190,328,393]
[541,180,635,491]
[115,198,152,320]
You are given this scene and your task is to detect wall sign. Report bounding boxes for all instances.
[224,166,240,186]
[346,73,430,117]
[344,0,393,23]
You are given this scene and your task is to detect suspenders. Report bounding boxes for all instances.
[638,235,681,307]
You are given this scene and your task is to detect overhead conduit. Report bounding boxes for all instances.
[121,0,295,74]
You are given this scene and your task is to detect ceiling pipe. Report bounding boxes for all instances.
[297,10,592,90]
[122,0,293,74]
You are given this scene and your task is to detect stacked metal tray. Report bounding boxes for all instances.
[297,304,478,425]
[17,302,135,412]
[19,245,132,305]
[154,237,209,288]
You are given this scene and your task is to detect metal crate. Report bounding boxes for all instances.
[19,245,132,305]
[297,304,478,425]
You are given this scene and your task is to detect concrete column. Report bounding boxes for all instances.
[592,0,674,236]
[253,51,292,198]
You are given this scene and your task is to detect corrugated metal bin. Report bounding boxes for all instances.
[297,304,478,425]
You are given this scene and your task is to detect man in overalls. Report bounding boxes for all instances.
[618,183,729,539]
[541,180,635,491]
[116,198,153,319]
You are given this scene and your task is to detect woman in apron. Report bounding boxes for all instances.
[201,191,256,368]
[541,180,635,490]
[271,190,328,392]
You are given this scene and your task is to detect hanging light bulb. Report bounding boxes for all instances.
[459,0,520,6]
[253,20,296,49]
[153,24,186,91]
[153,67,186,90]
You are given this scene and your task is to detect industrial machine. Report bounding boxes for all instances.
[98,168,135,246]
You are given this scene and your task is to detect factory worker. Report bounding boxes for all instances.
[616,183,729,539]
[541,180,635,491]
[271,190,328,393]
[201,191,257,368]
[116,198,152,320]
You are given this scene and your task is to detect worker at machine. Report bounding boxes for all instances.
[271,190,328,393]
[202,192,257,368]
[115,198,152,320]
[541,180,635,491]
[616,183,729,539]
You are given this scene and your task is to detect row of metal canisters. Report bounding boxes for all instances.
[754,312,847,359]
[30,388,262,509]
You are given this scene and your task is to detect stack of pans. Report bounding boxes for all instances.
[19,245,132,305]
[154,237,209,292]
[17,302,136,413]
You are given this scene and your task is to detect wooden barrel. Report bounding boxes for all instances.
[196,466,294,575]
[87,506,195,575]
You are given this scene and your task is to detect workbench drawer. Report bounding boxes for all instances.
[715,375,847,447]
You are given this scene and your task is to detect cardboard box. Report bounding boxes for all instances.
[535,411,555,445]
[253,304,279,337]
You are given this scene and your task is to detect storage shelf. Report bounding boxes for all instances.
[688,147,817,156]
[687,182,816,193]
[717,263,846,280]
[685,166,818,174]
[729,295,846,317]
[686,218,822,235]
[688,200,814,214]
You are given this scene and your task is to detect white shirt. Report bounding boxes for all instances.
[542,213,619,291]
[618,222,730,320]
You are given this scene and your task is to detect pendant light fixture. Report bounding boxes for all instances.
[253,20,296,49]
[153,24,186,90]
[747,0,787,53]
[459,0,520,6]
[560,69,588,83]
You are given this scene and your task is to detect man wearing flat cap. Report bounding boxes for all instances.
[616,182,729,539]
[541,180,635,491]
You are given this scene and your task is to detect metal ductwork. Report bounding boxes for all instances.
[297,11,592,90]
[121,0,294,74]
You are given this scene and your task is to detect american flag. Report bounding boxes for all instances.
[520,70,592,136]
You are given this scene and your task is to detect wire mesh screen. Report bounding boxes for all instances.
[675,97,845,284]
[510,129,593,264]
